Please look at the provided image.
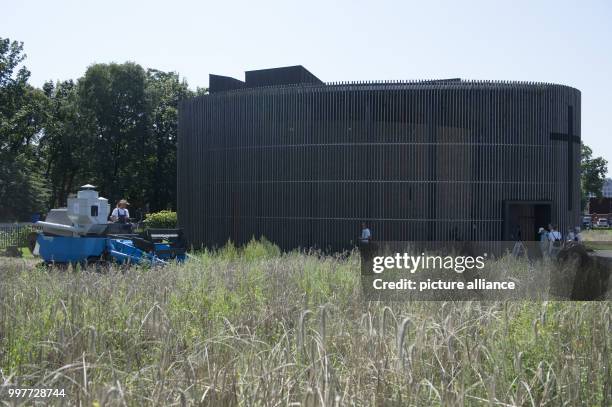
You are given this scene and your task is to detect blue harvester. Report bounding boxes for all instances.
[30,185,186,266]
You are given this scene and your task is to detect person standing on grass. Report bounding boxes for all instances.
[548,224,562,256]
[573,226,583,242]
[360,222,372,244]
[538,227,549,257]
[358,222,375,274]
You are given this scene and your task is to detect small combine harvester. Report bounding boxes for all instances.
[29,185,186,267]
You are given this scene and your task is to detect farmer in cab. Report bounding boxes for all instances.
[111,199,130,224]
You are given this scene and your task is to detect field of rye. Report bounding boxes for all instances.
[0,238,610,406]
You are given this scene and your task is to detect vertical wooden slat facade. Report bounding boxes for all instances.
[178,81,581,251]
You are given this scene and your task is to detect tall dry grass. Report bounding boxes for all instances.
[0,240,610,406]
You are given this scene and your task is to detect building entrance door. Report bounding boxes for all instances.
[503,201,552,241]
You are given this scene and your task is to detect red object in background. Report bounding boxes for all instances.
[588,197,612,220]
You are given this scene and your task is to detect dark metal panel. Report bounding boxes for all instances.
[245,65,323,88]
[209,74,245,94]
[178,80,581,250]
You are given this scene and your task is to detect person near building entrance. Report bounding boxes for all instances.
[360,222,372,244]
[573,226,583,242]
[358,222,375,276]
[548,224,562,256]
[538,227,549,257]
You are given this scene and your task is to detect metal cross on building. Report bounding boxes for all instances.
[550,105,580,211]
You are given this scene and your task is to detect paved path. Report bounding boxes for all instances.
[592,250,612,259]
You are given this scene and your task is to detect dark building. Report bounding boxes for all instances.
[178,66,581,250]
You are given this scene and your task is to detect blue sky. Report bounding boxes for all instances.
[5,0,611,164]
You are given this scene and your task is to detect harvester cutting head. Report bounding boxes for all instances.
[31,185,187,267]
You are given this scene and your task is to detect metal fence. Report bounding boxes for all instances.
[0,223,41,249]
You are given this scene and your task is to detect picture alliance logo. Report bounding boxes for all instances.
[371,253,489,274]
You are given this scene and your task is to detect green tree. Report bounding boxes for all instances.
[581,143,608,209]
[53,63,199,215]
[39,80,91,207]
[0,38,49,220]
[1,39,202,218]
[145,69,193,211]
[76,62,151,211]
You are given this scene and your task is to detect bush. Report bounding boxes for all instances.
[218,239,239,261]
[243,236,281,261]
[213,237,281,262]
[142,210,177,229]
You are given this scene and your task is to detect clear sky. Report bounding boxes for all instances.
[4,0,611,164]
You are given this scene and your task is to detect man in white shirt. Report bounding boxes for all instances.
[548,225,562,242]
[111,199,130,224]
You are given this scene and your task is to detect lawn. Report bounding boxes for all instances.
[0,239,610,406]
[582,229,612,251]
[582,228,612,241]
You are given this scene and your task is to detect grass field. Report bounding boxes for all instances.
[582,229,612,251]
[0,239,611,406]
[582,229,612,241]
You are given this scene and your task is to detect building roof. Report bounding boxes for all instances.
[207,65,578,94]
[210,65,322,93]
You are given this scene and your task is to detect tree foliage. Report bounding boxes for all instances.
[41,79,87,207]
[145,69,192,211]
[581,143,608,209]
[0,38,50,220]
[0,37,204,220]
[76,62,151,209]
